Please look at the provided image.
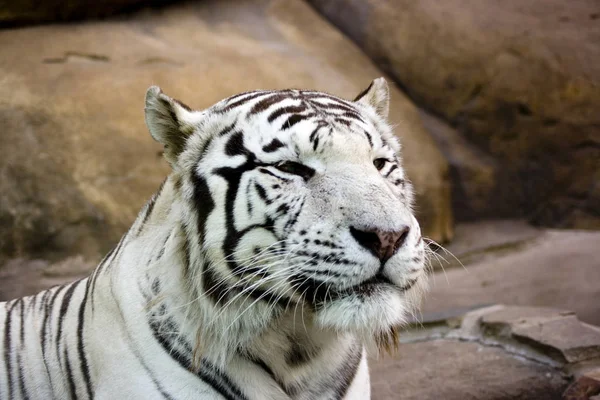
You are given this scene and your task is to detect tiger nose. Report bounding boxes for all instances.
[350,226,410,263]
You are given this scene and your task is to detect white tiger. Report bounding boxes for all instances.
[0,78,427,399]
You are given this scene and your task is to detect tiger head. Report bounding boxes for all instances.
[145,78,427,351]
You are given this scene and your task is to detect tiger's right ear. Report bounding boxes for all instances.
[145,86,198,165]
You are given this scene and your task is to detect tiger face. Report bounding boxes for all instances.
[145,78,427,347]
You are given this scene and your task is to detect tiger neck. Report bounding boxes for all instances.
[117,176,353,374]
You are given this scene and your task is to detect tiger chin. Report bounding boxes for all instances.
[0,78,427,399]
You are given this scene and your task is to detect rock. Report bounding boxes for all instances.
[0,257,92,301]
[0,0,451,297]
[423,228,600,326]
[418,110,498,221]
[309,0,600,229]
[480,306,600,364]
[371,305,600,399]
[0,0,168,26]
[562,370,600,400]
[370,339,568,400]
[445,219,541,263]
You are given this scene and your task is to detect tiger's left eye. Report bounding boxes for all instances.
[373,158,387,170]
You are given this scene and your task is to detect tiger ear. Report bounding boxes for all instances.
[145,86,198,165]
[354,77,390,119]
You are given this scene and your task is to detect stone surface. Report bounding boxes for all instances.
[419,110,498,222]
[444,219,541,263]
[424,228,600,326]
[309,0,600,229]
[371,305,600,399]
[481,307,600,364]
[370,339,568,400]
[562,371,600,400]
[0,257,93,300]
[0,0,168,26]
[0,0,451,283]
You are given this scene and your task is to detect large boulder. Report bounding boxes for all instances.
[309,0,600,229]
[0,0,168,26]
[0,0,451,294]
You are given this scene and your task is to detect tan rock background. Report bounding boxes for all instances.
[0,0,451,272]
[1,0,600,399]
[309,0,600,229]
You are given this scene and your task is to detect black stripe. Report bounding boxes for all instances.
[64,347,77,399]
[262,138,285,153]
[283,198,304,233]
[77,279,93,399]
[254,182,271,204]
[302,92,355,106]
[258,167,291,182]
[55,281,82,398]
[334,118,352,127]
[218,123,237,137]
[290,275,332,306]
[18,298,31,400]
[191,171,215,246]
[137,185,160,236]
[332,347,363,400]
[286,336,318,367]
[4,300,24,399]
[363,130,373,147]
[248,94,289,115]
[353,81,374,102]
[96,234,126,275]
[149,315,248,400]
[122,331,175,400]
[384,164,398,178]
[41,285,67,373]
[281,113,313,130]
[200,360,249,400]
[202,263,230,304]
[56,281,80,343]
[221,92,272,112]
[225,131,248,156]
[267,104,308,123]
[181,230,191,281]
[310,101,361,117]
[225,90,269,103]
[240,352,297,396]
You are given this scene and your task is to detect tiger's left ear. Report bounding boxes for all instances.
[145,86,198,165]
[354,77,390,119]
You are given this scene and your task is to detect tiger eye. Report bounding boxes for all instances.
[373,158,387,170]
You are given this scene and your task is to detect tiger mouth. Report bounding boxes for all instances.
[350,274,417,296]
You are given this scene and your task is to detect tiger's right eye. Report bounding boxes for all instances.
[373,158,387,170]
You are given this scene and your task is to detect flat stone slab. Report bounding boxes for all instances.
[370,340,569,400]
[481,307,600,364]
[424,228,600,326]
[370,305,600,399]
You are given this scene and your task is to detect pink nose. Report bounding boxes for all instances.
[350,226,410,263]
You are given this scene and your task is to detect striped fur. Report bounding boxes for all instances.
[0,78,427,399]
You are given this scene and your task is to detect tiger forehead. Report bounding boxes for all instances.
[219,89,366,125]
[212,89,382,155]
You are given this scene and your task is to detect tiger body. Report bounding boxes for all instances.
[0,78,427,399]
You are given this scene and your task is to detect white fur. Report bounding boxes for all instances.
[0,78,427,399]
